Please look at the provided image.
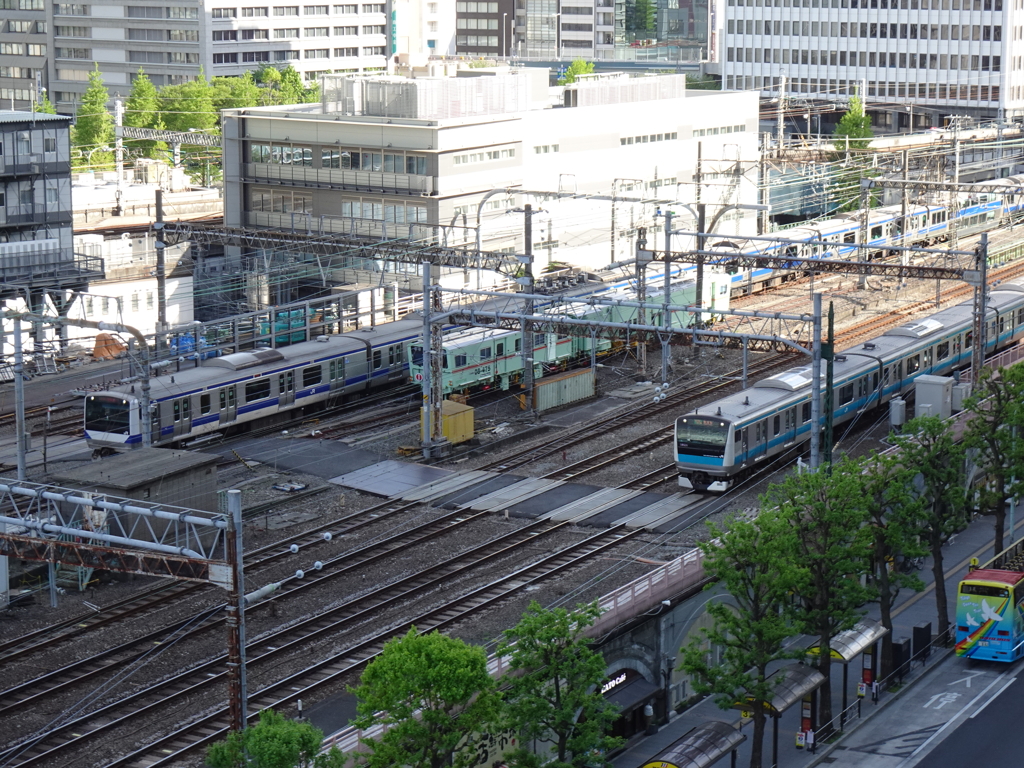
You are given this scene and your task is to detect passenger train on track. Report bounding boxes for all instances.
[674,275,1024,492]
[83,269,729,453]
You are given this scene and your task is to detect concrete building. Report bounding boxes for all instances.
[718,0,1021,128]
[517,0,618,59]
[455,0,515,57]
[0,0,392,112]
[220,70,760,281]
[394,0,457,57]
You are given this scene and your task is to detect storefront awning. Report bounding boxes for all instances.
[806,619,889,662]
[640,721,746,768]
[606,677,661,712]
[733,663,825,716]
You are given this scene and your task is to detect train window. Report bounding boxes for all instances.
[773,415,780,436]
[844,232,855,244]
[455,354,467,367]
[372,351,382,370]
[245,379,271,403]
[220,390,226,410]
[411,345,423,366]
[201,394,211,415]
[839,383,854,405]
[1017,308,1024,327]
[335,361,344,380]
[802,402,811,423]
[535,333,545,347]
[755,422,765,442]
[304,365,324,386]
[1000,316,1007,334]
[785,408,795,431]
[182,399,190,419]
[280,371,294,390]
[480,347,492,361]
[906,355,920,374]
[870,226,882,239]
[496,342,504,356]
[173,401,181,422]
[515,338,522,352]
[228,387,235,407]
[965,330,973,349]
[923,348,932,368]
[953,336,961,356]
[937,341,949,360]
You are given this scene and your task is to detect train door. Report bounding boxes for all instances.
[328,359,345,391]
[219,385,237,424]
[740,426,749,459]
[172,397,192,437]
[279,370,295,406]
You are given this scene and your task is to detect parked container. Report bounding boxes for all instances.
[531,367,596,412]
[421,399,475,444]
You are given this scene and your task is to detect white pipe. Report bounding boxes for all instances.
[0,515,205,559]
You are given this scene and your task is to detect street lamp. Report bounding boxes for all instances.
[502,12,508,56]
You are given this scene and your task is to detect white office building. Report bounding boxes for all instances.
[220,69,760,276]
[718,0,1021,127]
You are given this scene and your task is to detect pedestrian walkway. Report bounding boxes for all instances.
[611,512,1024,768]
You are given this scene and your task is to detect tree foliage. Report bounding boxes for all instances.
[833,94,873,149]
[124,70,164,158]
[34,92,57,114]
[681,511,800,768]
[73,65,114,169]
[892,415,970,643]
[558,59,595,86]
[766,460,872,731]
[160,69,218,133]
[353,628,500,768]
[205,709,346,768]
[498,601,622,767]
[963,365,1024,556]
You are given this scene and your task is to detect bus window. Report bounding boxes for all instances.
[961,584,1009,598]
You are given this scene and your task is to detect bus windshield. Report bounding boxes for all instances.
[961,584,1010,598]
[85,396,132,434]
[677,416,729,458]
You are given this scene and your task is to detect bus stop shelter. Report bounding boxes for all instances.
[807,619,889,728]
[640,720,746,768]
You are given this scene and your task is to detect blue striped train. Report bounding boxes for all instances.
[675,275,1024,492]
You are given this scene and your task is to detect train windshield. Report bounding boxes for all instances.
[961,584,1010,598]
[676,416,729,458]
[85,396,132,434]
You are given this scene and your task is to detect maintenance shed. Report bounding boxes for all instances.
[51,448,221,512]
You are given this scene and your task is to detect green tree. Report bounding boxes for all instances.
[205,708,346,768]
[858,452,927,678]
[892,415,970,643]
[210,72,264,112]
[34,91,57,114]
[124,70,162,158]
[159,69,218,133]
[833,94,873,150]
[685,74,721,91]
[73,65,114,170]
[962,365,1024,556]
[353,628,500,768]
[681,510,800,768]
[558,59,595,86]
[767,460,872,731]
[255,63,284,104]
[498,601,622,767]
[278,65,312,104]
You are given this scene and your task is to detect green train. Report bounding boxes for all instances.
[409,270,730,395]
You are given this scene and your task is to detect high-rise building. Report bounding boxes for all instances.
[0,1,394,112]
[718,0,1017,128]
[517,0,617,58]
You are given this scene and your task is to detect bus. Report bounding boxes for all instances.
[955,538,1024,662]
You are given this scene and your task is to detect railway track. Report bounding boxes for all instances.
[1,515,639,768]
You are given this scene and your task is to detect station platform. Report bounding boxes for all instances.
[331,460,707,531]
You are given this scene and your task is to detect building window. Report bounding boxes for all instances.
[129,50,164,63]
[362,24,384,34]
[304,69,327,80]
[168,6,199,17]
[1,43,26,54]
[44,137,56,152]
[274,27,299,36]
[243,50,271,61]
[456,1,498,10]
[362,45,384,54]
[304,25,328,35]
[334,46,358,55]
[168,28,199,41]
[169,51,200,63]
[213,52,239,63]
[304,47,328,57]
[275,49,299,59]
[55,25,90,36]
[361,2,383,10]
[56,46,90,58]
[128,28,163,40]
[334,25,356,34]
[26,44,47,55]
[54,2,89,13]
[274,5,299,14]
[242,29,269,39]
[242,6,269,15]
[427,1,437,11]
[303,3,327,11]
[213,30,238,40]
[210,6,236,16]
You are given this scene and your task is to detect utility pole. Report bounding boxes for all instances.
[777,75,786,154]
[114,99,125,216]
[693,142,705,359]
[810,293,822,470]
[636,230,648,374]
[823,301,835,470]
[900,148,909,287]
[971,233,989,384]
[858,179,870,289]
[225,489,247,733]
[420,260,444,458]
[154,190,167,354]
[13,317,26,482]
[521,204,535,412]
[661,217,673,384]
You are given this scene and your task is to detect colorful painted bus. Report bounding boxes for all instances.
[955,539,1024,662]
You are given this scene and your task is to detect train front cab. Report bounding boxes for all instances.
[84,393,142,453]
[955,570,1024,661]
[675,414,734,492]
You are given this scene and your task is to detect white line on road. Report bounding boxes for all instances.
[969,676,1016,719]
[898,671,1011,766]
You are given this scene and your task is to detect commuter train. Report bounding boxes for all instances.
[709,175,1024,296]
[408,271,730,394]
[83,269,728,452]
[674,275,1024,492]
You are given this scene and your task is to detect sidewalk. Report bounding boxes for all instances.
[611,512,1019,768]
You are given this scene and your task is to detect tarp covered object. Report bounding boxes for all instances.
[93,332,126,359]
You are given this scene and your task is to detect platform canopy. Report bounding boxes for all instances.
[640,721,745,768]
[733,663,826,717]
[806,619,889,662]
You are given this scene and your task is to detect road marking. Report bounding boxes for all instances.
[969,676,1016,719]
[948,670,984,688]
[922,692,961,709]
[898,671,1011,766]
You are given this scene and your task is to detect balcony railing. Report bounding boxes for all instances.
[244,163,436,196]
